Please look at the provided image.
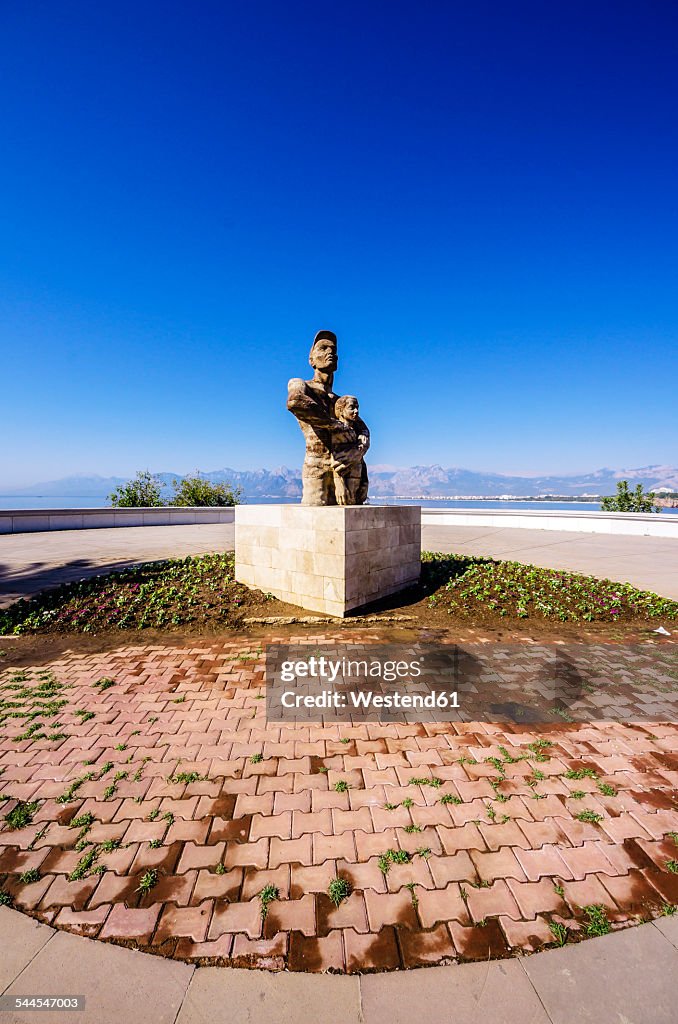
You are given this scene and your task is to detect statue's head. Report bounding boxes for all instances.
[309,329,338,373]
[335,395,359,423]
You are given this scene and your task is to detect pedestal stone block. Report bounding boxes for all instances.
[235,505,421,616]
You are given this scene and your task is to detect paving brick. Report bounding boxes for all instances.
[417,883,469,927]
[209,899,262,940]
[518,819,568,848]
[316,891,368,934]
[449,919,509,958]
[349,786,387,809]
[429,852,476,887]
[344,925,400,972]
[177,841,226,873]
[562,875,618,912]
[153,900,213,944]
[400,922,456,966]
[290,862,336,899]
[371,805,412,831]
[273,790,311,813]
[338,858,388,894]
[264,894,316,937]
[602,814,654,843]
[100,902,161,942]
[12,876,55,911]
[399,823,446,856]
[557,817,605,846]
[601,869,666,919]
[470,847,527,883]
[479,819,529,851]
[232,931,288,967]
[466,879,521,922]
[499,914,555,950]
[174,933,234,960]
[165,818,211,844]
[269,835,313,868]
[313,830,356,863]
[312,789,349,811]
[385,856,434,892]
[40,875,99,911]
[364,888,418,930]
[120,820,167,844]
[557,841,617,880]
[223,838,269,869]
[289,929,344,971]
[507,877,569,919]
[437,822,485,854]
[291,808,333,838]
[250,811,293,840]
[54,905,110,937]
[514,844,571,881]
[152,870,198,906]
[355,828,397,861]
[241,865,290,901]
[333,806,373,835]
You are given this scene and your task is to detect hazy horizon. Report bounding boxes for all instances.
[2,461,677,495]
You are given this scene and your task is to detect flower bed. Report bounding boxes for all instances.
[1,552,676,636]
[423,552,677,624]
[0,554,252,634]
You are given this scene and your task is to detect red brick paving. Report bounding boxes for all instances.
[1,632,678,972]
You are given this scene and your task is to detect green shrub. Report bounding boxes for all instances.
[171,473,242,507]
[601,480,659,513]
[108,470,164,508]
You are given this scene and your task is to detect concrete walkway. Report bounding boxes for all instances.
[1,905,677,1024]
[0,525,234,607]
[1,521,677,608]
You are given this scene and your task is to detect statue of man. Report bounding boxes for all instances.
[287,329,369,506]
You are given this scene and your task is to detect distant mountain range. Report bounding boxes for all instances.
[3,464,678,499]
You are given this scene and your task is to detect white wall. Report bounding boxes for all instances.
[0,507,236,534]
[420,508,678,538]
[1,504,675,538]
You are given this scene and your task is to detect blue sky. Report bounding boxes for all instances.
[1,0,677,487]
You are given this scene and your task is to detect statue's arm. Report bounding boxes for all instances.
[356,417,370,454]
[287,379,331,427]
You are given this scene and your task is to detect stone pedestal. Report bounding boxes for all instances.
[235,505,421,617]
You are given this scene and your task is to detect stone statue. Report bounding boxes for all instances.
[287,330,370,505]
[331,395,369,505]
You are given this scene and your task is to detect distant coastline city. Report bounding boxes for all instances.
[1,463,677,511]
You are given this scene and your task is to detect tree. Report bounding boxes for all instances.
[108,470,164,507]
[601,480,659,513]
[171,472,242,507]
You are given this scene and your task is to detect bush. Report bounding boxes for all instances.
[108,470,164,508]
[171,473,242,507]
[601,480,659,513]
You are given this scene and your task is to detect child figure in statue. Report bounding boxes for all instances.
[331,395,370,506]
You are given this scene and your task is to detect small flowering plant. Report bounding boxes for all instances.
[0,553,245,635]
[422,552,678,624]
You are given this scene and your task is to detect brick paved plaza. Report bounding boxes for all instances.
[2,630,678,974]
